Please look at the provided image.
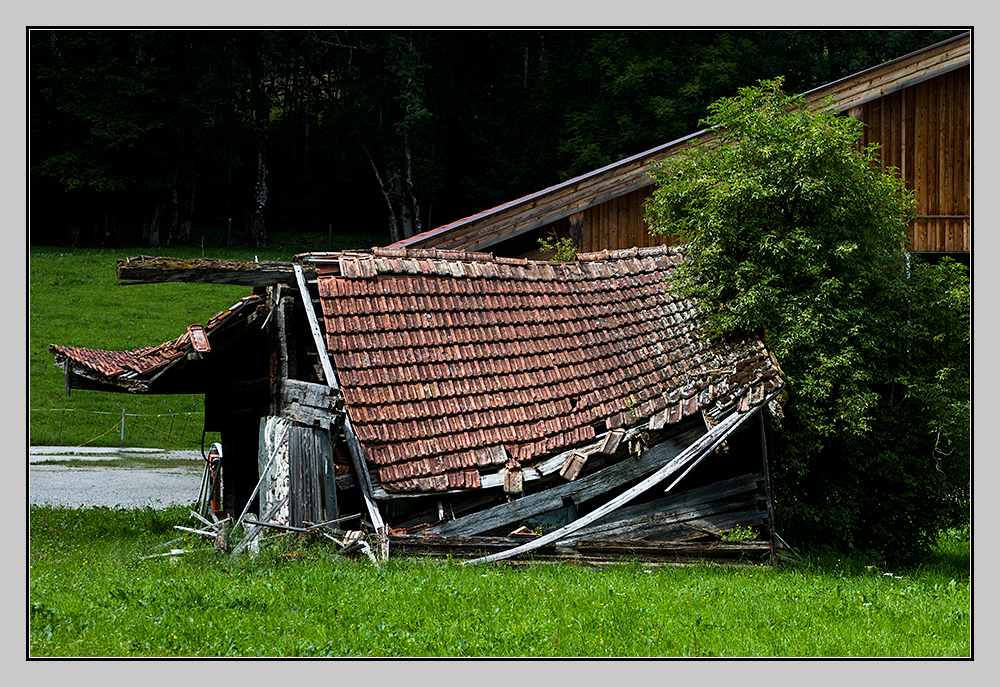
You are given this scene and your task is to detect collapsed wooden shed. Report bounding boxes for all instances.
[51,246,785,565]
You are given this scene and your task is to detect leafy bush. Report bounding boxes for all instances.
[645,78,970,564]
[537,233,579,262]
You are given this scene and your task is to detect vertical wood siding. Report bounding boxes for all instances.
[576,186,680,253]
[855,65,970,252]
[527,66,969,258]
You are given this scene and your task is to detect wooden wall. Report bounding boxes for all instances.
[525,66,970,259]
[575,186,669,253]
[850,65,970,253]
[524,186,672,259]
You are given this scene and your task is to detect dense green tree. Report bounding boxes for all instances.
[645,79,970,563]
[30,30,261,246]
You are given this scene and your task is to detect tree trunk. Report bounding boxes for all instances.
[247,39,268,249]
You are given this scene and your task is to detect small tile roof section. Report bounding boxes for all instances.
[49,295,263,389]
[316,245,784,494]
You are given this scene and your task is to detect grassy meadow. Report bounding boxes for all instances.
[28,238,973,659]
[29,233,383,449]
[27,504,971,658]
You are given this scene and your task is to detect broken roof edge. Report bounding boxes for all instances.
[49,294,265,389]
[116,255,314,286]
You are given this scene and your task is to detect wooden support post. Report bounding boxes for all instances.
[760,412,778,568]
[293,264,387,559]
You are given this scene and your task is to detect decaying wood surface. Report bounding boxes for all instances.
[389,534,774,565]
[289,425,330,528]
[562,473,765,544]
[281,379,345,430]
[116,256,314,286]
[293,264,388,556]
[464,400,764,565]
[427,425,703,538]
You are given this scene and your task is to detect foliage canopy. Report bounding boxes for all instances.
[646,79,970,563]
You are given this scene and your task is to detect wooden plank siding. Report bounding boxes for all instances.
[852,65,970,252]
[577,187,664,253]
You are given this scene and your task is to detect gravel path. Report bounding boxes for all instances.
[29,447,207,509]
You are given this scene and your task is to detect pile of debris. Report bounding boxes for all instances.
[144,507,378,565]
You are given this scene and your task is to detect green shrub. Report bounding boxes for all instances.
[645,78,970,564]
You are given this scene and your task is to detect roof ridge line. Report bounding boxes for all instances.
[328,244,682,267]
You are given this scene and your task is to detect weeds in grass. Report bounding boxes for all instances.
[28,504,971,658]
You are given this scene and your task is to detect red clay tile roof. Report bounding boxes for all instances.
[315,245,784,494]
[49,295,264,389]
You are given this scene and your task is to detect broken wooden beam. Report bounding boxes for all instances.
[463,400,766,565]
[427,425,703,538]
[116,256,315,286]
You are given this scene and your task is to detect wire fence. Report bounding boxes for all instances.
[30,408,208,449]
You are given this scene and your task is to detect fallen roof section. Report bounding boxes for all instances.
[303,245,784,495]
[49,295,265,393]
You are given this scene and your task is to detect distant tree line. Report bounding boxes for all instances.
[29,29,963,248]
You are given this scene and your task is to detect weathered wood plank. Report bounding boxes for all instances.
[116,256,314,286]
[389,534,774,564]
[283,378,340,408]
[427,425,704,537]
[293,264,387,552]
[566,501,765,544]
[578,472,762,529]
[463,401,766,565]
[280,378,345,429]
[563,473,765,543]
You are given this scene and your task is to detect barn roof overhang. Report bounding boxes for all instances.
[386,31,970,255]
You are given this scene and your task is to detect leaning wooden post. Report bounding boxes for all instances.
[293,264,388,560]
[759,411,778,568]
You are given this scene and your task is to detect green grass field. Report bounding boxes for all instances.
[27,505,971,658]
[28,241,973,659]
[29,234,384,449]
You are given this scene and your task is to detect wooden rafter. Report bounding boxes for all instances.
[116,256,315,286]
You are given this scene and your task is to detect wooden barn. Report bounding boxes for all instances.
[387,32,971,263]
[51,247,785,565]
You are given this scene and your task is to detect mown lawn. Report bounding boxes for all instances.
[28,505,971,658]
[29,234,383,449]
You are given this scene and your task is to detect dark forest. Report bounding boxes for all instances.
[29,29,963,249]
